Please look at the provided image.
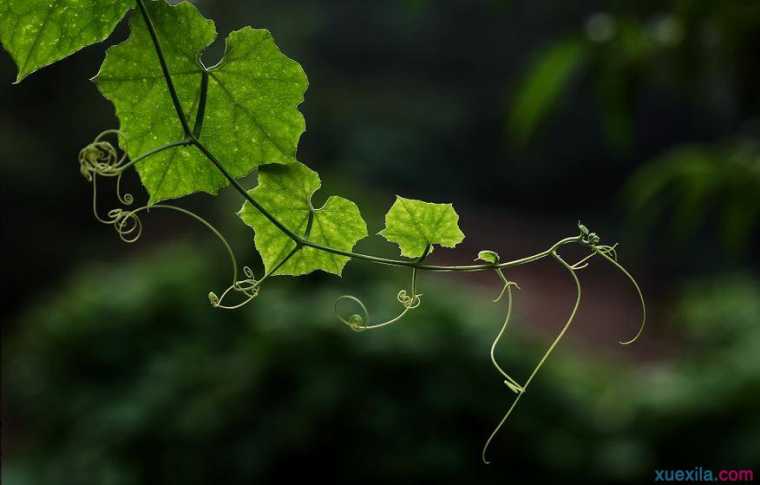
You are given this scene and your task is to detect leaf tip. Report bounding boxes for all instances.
[12,70,29,85]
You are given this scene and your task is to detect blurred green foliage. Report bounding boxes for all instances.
[4,244,759,484]
[509,1,760,148]
[625,139,760,251]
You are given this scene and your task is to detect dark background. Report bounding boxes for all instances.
[2,0,759,483]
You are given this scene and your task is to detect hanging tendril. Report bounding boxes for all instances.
[488,273,523,395]
[595,247,646,345]
[574,221,645,344]
[482,250,582,464]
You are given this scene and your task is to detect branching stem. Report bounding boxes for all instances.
[134,0,585,275]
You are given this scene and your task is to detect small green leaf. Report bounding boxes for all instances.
[476,250,500,264]
[95,0,308,203]
[379,196,465,258]
[238,162,368,277]
[0,0,133,83]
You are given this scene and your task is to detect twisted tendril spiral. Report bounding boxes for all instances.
[108,208,144,243]
[79,130,135,206]
[79,131,262,311]
[209,265,263,310]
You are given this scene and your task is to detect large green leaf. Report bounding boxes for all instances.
[238,162,368,277]
[95,0,308,204]
[0,0,132,83]
[379,196,465,258]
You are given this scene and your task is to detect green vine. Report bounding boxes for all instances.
[5,0,647,463]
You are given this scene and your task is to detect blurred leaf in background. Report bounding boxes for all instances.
[625,139,760,253]
[508,38,586,145]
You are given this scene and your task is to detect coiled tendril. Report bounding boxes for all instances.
[79,131,260,309]
[79,129,137,206]
[335,288,423,332]
[335,246,429,332]
[208,265,262,310]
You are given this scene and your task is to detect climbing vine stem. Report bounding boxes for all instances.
[76,0,651,464]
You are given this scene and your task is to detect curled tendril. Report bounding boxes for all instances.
[80,130,136,206]
[336,254,426,332]
[334,295,371,331]
[210,244,303,310]
[79,130,128,179]
[209,265,262,310]
[108,208,144,243]
[396,288,422,309]
[335,288,423,332]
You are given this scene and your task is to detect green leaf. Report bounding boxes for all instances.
[379,196,465,258]
[475,250,500,264]
[509,38,586,144]
[238,162,368,277]
[95,0,308,204]
[0,0,132,83]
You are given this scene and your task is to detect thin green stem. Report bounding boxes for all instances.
[523,251,582,388]
[191,129,583,271]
